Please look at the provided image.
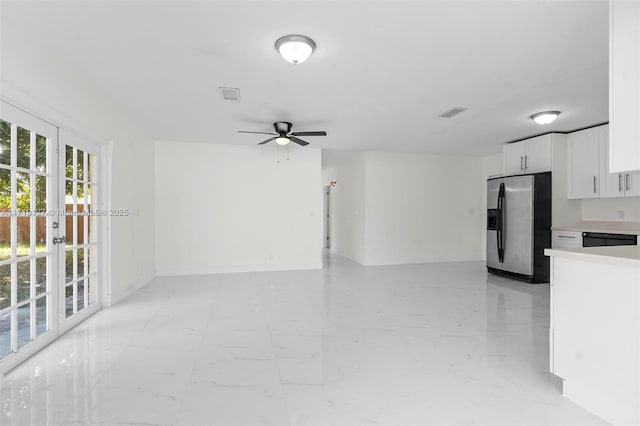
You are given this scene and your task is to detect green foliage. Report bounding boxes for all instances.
[0,168,9,210]
[0,120,49,211]
[0,121,10,210]
[0,244,47,308]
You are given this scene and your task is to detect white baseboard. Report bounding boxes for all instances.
[363,255,482,266]
[157,262,323,277]
[329,249,366,265]
[109,275,156,306]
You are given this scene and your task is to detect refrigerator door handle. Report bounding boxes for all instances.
[497,182,505,263]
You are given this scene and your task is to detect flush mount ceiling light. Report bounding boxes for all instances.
[530,111,561,125]
[275,34,316,64]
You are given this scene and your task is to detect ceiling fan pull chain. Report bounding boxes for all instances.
[287,144,290,161]
[277,145,280,164]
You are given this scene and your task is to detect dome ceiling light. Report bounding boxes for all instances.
[275,35,316,65]
[530,111,561,125]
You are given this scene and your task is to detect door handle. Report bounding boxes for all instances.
[520,156,523,171]
[557,235,576,239]
[593,176,597,193]
[497,182,505,263]
[524,155,528,170]
[619,174,623,192]
[53,236,66,245]
[626,174,630,192]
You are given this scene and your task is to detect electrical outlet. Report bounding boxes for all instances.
[617,210,625,219]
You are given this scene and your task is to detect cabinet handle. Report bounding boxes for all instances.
[619,174,623,192]
[593,176,597,193]
[626,174,630,192]
[557,235,576,239]
[524,155,528,170]
[520,156,523,171]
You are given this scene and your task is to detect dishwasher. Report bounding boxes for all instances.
[582,232,638,247]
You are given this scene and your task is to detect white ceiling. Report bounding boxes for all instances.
[1,1,609,156]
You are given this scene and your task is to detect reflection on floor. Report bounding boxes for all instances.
[0,255,607,425]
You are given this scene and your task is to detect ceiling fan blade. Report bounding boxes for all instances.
[289,136,310,146]
[258,137,277,145]
[238,131,278,135]
[290,131,327,136]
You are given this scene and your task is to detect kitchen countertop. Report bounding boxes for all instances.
[551,220,640,235]
[544,245,640,267]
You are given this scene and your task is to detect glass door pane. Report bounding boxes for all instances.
[59,131,99,330]
[0,112,55,363]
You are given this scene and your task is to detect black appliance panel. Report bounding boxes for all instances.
[487,209,499,230]
[582,232,637,247]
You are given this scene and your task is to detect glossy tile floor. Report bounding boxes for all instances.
[0,256,607,425]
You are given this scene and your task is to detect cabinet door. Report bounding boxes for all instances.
[610,0,640,173]
[524,134,552,172]
[599,125,625,198]
[567,127,600,199]
[552,231,582,249]
[623,173,640,197]
[503,142,525,175]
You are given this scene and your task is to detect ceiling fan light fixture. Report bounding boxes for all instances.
[530,111,560,125]
[276,136,290,145]
[275,35,316,64]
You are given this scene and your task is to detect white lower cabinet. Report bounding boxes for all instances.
[549,253,640,425]
[551,231,582,249]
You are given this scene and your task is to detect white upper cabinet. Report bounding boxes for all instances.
[503,134,552,175]
[503,141,525,174]
[600,127,623,198]
[525,135,553,172]
[567,127,601,199]
[568,124,639,199]
[609,0,640,173]
[625,174,640,197]
[600,124,640,197]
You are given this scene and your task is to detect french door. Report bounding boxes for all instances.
[58,130,101,335]
[0,101,101,373]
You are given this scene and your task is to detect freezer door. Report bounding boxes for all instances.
[502,175,534,276]
[486,178,502,269]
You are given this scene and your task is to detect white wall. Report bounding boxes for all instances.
[1,26,156,305]
[321,151,367,264]
[364,152,483,265]
[154,142,322,275]
[582,197,640,221]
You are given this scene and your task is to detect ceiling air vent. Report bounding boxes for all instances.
[219,87,240,101]
[438,107,467,118]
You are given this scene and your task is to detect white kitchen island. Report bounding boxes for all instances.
[545,245,640,425]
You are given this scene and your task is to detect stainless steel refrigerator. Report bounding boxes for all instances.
[486,172,551,283]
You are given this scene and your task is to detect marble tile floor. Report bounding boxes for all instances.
[0,255,608,425]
